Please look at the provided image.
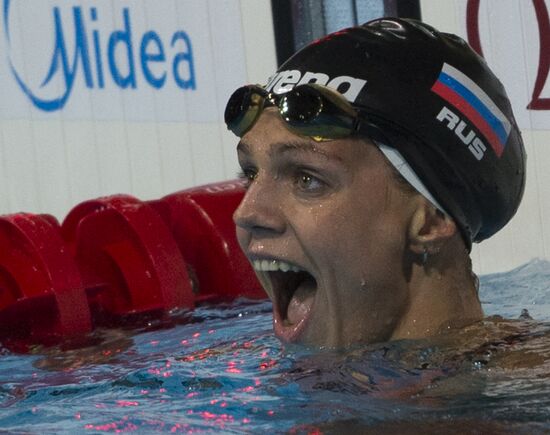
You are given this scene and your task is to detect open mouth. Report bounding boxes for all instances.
[252,259,317,341]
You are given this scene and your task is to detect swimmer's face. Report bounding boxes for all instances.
[233,109,419,348]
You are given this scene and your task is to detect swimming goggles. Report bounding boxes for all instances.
[224,83,361,141]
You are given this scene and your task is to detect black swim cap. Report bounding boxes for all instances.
[264,18,526,247]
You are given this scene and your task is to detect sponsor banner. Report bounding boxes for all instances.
[460,0,550,130]
[0,0,248,122]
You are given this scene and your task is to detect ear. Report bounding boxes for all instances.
[408,202,457,255]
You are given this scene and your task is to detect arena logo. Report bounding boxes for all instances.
[265,70,367,103]
[2,0,196,112]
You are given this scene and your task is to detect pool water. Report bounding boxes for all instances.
[1,259,550,433]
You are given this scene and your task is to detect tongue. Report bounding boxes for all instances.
[286,276,316,325]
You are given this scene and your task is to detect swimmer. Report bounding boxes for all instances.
[225,18,526,349]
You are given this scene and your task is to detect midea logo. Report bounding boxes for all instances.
[2,0,197,111]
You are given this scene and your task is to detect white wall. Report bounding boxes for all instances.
[0,0,276,218]
[421,0,550,274]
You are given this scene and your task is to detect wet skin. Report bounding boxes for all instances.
[233,109,424,348]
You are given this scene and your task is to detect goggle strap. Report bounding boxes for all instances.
[375,142,449,216]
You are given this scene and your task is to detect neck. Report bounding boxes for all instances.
[391,239,483,340]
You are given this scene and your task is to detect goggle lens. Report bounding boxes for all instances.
[280,86,323,124]
[224,84,359,141]
[224,86,268,137]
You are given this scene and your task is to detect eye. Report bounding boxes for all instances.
[295,171,326,193]
[237,168,257,188]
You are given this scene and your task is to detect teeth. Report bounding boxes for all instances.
[253,259,303,273]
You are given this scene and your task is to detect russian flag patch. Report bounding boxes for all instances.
[431,63,511,157]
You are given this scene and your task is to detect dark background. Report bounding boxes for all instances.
[271,0,421,66]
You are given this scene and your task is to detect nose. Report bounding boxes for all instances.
[233,177,286,237]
